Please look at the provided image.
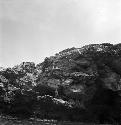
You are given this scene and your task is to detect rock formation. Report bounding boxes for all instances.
[0,43,121,124]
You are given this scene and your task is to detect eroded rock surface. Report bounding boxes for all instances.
[0,43,121,124]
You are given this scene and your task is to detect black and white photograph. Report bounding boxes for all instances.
[0,0,121,124]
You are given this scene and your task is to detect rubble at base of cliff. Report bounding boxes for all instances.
[0,43,121,124]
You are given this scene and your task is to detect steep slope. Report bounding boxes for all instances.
[0,43,121,124]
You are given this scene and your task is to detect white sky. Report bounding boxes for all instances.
[0,0,121,67]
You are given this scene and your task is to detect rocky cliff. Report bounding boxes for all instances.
[0,43,121,124]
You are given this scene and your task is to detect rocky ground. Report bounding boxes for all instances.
[0,43,121,124]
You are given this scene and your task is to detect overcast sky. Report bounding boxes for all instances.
[0,0,121,67]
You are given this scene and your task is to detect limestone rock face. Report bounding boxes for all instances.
[0,43,121,124]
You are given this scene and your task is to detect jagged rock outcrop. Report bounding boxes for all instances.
[0,43,121,124]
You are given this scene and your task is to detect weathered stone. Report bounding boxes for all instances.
[0,43,121,124]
